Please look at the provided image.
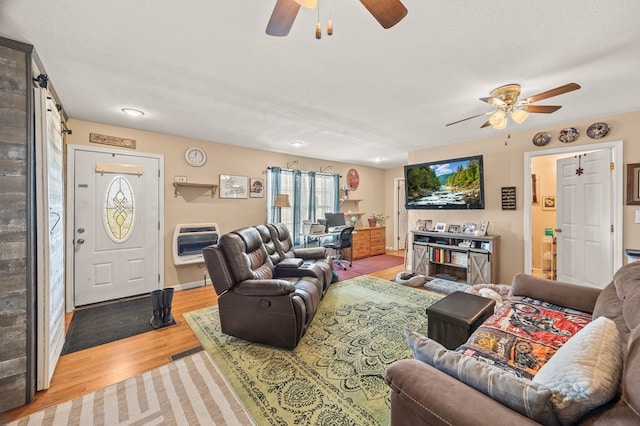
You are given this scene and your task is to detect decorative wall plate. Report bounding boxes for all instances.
[559,127,579,143]
[346,168,360,191]
[185,147,206,167]
[587,122,611,139]
[532,132,551,147]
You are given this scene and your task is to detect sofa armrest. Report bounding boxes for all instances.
[510,273,601,313]
[292,247,327,259]
[385,359,539,426]
[234,279,295,296]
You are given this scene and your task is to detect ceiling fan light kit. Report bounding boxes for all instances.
[510,108,529,124]
[447,82,581,130]
[489,110,506,127]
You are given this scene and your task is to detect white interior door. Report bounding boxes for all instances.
[73,149,162,306]
[556,150,612,287]
[35,89,65,390]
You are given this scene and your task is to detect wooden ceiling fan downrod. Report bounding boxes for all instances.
[315,0,333,39]
[315,0,321,38]
[327,0,333,35]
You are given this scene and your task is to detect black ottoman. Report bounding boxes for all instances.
[426,291,496,350]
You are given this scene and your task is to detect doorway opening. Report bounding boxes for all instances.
[524,140,623,287]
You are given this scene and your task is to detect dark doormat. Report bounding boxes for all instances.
[62,295,154,355]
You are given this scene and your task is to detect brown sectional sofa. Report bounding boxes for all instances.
[385,262,640,425]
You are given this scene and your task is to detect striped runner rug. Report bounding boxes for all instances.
[8,351,254,425]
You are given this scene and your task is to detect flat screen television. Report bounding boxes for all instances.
[404,155,485,210]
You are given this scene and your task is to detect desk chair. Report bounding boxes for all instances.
[323,227,354,270]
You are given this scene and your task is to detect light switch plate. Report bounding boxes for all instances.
[636,210,640,224]
[174,175,187,183]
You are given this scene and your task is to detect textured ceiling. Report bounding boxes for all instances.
[2,1,640,168]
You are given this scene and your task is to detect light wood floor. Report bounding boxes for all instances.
[2,251,410,422]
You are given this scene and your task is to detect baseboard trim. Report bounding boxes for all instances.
[172,278,212,292]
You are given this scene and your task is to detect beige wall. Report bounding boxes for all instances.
[66,119,386,287]
[402,110,640,284]
[65,109,640,287]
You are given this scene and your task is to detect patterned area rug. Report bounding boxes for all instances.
[6,351,254,425]
[184,275,443,425]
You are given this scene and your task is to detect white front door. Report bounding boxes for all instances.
[73,148,162,306]
[556,150,612,287]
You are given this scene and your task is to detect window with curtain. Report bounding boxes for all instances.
[267,167,339,245]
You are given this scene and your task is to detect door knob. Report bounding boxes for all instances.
[76,238,85,244]
[77,228,85,233]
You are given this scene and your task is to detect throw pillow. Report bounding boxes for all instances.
[404,329,447,366]
[436,350,559,425]
[405,329,559,425]
[532,316,623,425]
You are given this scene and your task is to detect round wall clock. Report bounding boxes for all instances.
[347,168,360,190]
[185,147,206,167]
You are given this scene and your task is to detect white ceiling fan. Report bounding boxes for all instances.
[446,82,581,129]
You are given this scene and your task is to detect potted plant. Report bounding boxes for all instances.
[369,213,389,227]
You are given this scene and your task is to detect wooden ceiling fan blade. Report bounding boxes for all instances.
[480,120,492,128]
[523,82,581,104]
[359,0,408,29]
[445,112,491,127]
[480,96,506,108]
[266,0,301,36]
[524,105,562,113]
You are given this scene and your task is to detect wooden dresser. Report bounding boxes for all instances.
[351,226,386,260]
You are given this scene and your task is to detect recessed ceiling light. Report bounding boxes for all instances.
[372,157,383,163]
[121,108,145,117]
[290,141,304,147]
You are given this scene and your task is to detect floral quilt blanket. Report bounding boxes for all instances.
[457,296,592,379]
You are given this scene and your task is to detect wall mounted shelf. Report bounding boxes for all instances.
[340,198,362,205]
[172,182,218,198]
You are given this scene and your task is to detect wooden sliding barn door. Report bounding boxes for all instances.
[34,86,66,390]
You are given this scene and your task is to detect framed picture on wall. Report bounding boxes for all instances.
[219,175,248,199]
[501,186,516,210]
[434,222,447,232]
[542,195,556,210]
[250,178,264,198]
[627,163,640,205]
